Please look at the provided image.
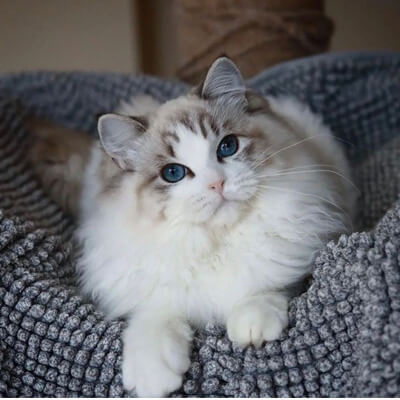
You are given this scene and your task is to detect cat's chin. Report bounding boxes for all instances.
[208,199,244,228]
[175,199,243,227]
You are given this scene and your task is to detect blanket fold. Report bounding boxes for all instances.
[0,52,399,397]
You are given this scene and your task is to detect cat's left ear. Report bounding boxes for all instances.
[197,57,247,110]
[98,114,147,170]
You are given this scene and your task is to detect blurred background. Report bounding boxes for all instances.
[0,0,399,81]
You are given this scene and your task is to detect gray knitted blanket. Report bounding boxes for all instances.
[0,52,399,397]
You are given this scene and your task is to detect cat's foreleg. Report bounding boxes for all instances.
[122,309,192,397]
[226,292,289,348]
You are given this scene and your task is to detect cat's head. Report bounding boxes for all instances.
[98,57,274,227]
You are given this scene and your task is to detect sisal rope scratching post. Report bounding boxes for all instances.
[175,0,334,83]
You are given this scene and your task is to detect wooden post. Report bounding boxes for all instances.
[175,0,333,83]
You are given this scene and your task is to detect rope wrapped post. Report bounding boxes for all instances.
[175,0,334,83]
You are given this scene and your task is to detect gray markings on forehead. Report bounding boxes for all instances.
[167,144,175,158]
[178,111,195,132]
[156,154,169,166]
[171,109,220,139]
[222,119,234,133]
[198,113,208,138]
[161,132,179,161]
[157,109,224,171]
[163,131,180,143]
[197,112,219,138]
[209,117,219,137]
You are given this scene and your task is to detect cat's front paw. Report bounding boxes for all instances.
[123,350,187,397]
[227,295,288,348]
[122,318,192,397]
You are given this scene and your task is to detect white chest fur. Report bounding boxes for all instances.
[77,173,323,325]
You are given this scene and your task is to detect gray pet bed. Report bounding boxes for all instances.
[0,52,399,397]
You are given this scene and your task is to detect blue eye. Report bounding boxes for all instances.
[217,135,239,158]
[161,163,187,183]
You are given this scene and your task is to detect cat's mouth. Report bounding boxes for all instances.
[207,196,228,218]
[213,199,226,213]
[212,196,241,215]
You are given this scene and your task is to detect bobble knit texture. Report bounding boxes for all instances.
[0,52,399,397]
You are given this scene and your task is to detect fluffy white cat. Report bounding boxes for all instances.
[29,57,357,397]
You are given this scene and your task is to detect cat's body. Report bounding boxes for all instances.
[29,58,356,397]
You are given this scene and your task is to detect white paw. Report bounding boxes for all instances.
[122,318,192,397]
[227,295,288,348]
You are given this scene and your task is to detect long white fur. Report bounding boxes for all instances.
[77,84,356,396]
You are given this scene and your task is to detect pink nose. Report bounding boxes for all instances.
[209,179,225,194]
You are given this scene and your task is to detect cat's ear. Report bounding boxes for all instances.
[98,114,147,170]
[199,57,246,106]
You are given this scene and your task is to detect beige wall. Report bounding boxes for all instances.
[0,0,399,76]
[327,0,400,52]
[0,0,139,74]
[141,0,400,77]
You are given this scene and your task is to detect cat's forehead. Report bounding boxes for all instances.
[140,95,249,166]
[150,97,223,148]
[155,96,210,129]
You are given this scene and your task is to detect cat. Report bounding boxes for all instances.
[28,57,357,397]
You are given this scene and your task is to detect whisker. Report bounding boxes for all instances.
[248,146,274,169]
[256,169,360,194]
[258,134,327,167]
[261,163,337,172]
[330,135,356,148]
[250,133,353,170]
[255,184,353,231]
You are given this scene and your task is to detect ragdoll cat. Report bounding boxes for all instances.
[29,57,357,397]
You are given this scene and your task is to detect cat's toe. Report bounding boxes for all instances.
[227,299,288,348]
[162,321,192,374]
[227,309,265,348]
[262,312,288,341]
[122,318,192,397]
[122,357,136,391]
[162,339,191,374]
[136,365,183,397]
[122,347,184,397]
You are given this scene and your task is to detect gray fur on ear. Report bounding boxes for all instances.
[245,90,271,114]
[98,114,147,170]
[201,57,246,100]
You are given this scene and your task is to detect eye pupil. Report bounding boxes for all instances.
[217,134,238,158]
[161,163,186,183]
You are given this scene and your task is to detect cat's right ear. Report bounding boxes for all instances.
[98,113,147,171]
[192,57,247,113]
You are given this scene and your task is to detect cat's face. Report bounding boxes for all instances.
[98,57,271,227]
[141,99,269,226]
